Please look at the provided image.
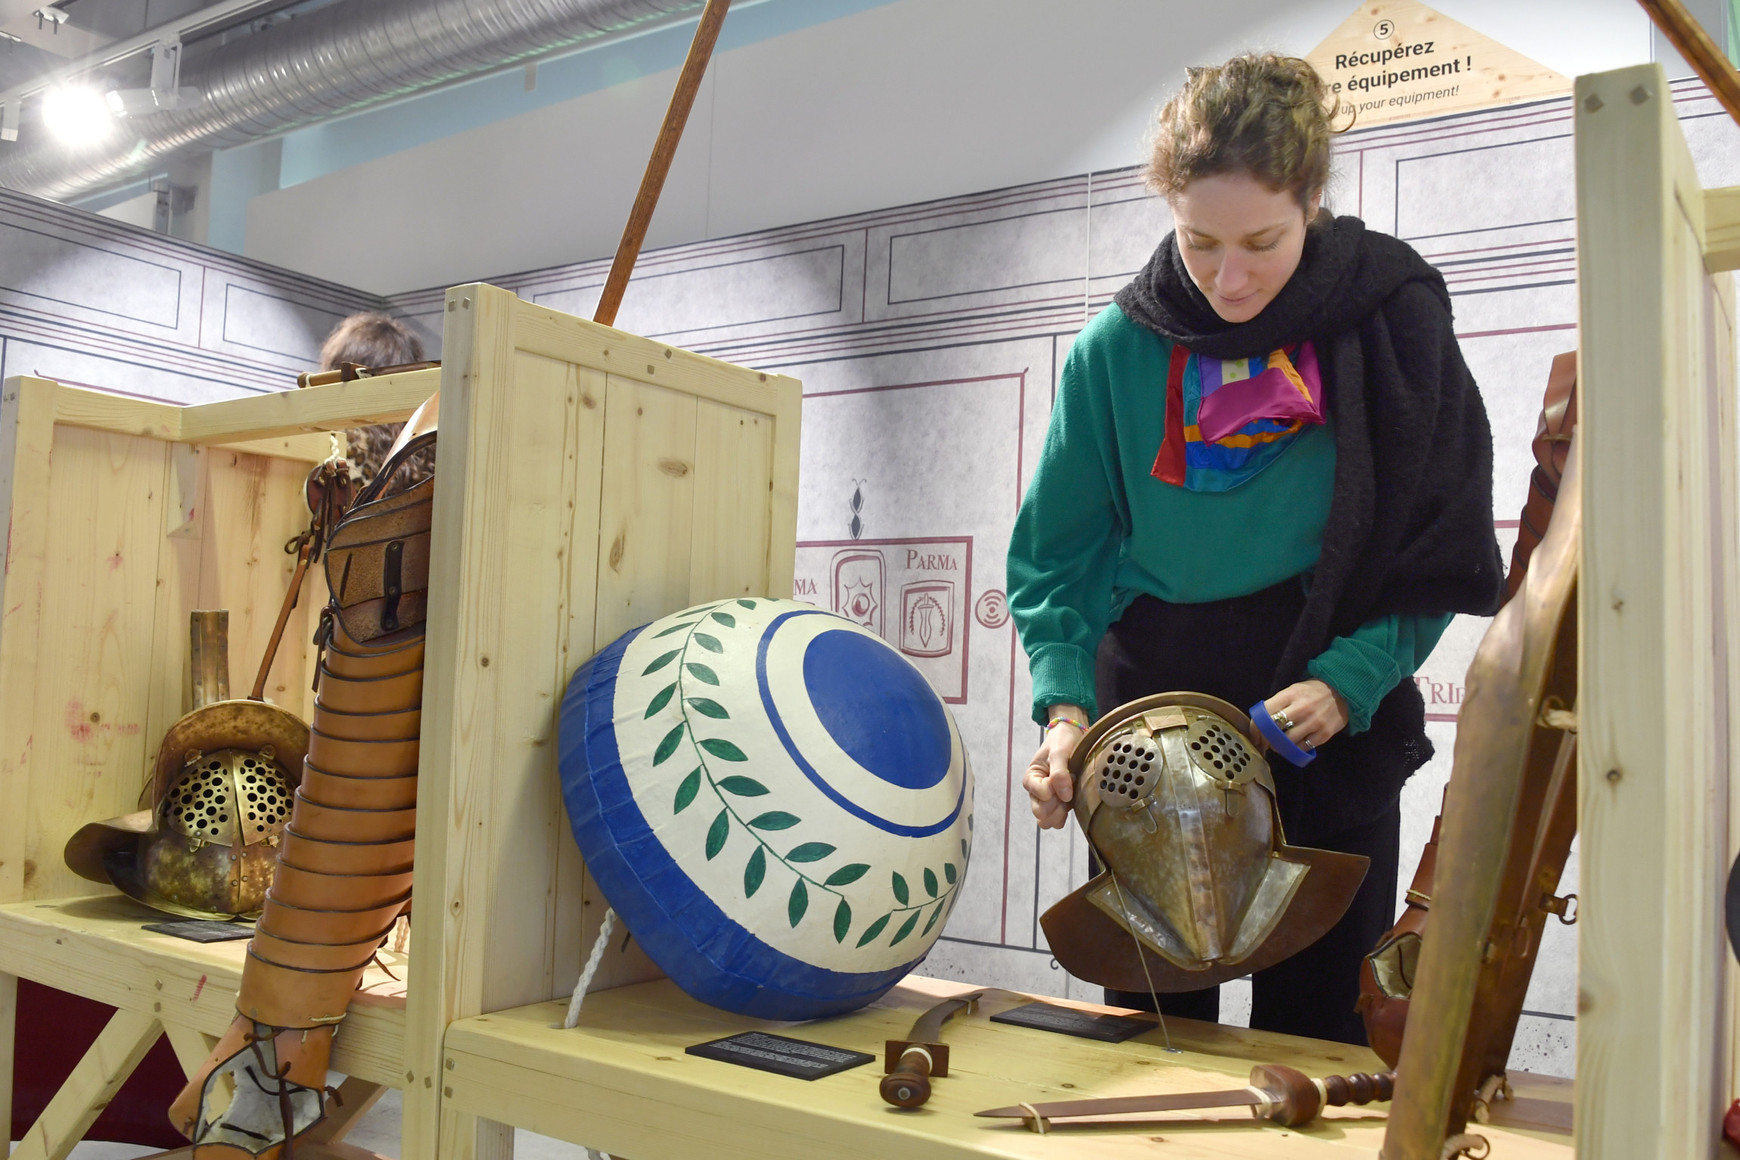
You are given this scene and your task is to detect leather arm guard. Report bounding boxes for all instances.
[171,401,436,1158]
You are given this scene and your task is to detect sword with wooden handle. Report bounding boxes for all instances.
[881,991,985,1108]
[976,1064,1394,1133]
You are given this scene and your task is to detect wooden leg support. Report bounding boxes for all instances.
[302,1077,390,1148]
[475,1118,515,1160]
[10,1008,161,1160]
[160,1025,216,1080]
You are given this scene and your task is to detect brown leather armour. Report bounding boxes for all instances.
[171,399,436,1158]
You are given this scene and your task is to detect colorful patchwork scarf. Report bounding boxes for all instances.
[1150,341,1326,492]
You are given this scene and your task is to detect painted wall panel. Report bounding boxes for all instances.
[0,188,386,401]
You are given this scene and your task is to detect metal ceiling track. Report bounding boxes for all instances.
[0,0,707,202]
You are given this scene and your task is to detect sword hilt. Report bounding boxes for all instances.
[1251,1064,1396,1127]
[882,1041,948,1108]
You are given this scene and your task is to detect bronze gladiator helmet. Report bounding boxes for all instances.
[1041,692,1369,992]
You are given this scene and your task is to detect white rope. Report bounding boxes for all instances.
[560,907,617,1029]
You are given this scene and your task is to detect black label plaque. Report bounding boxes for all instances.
[991,1001,1154,1042]
[686,1031,874,1079]
[142,919,255,943]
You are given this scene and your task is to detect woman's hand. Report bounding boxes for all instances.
[1023,705,1087,830]
[1262,679,1349,753]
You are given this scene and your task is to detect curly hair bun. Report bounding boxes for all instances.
[1146,53,1341,208]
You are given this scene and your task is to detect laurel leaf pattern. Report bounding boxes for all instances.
[824,863,869,886]
[833,898,852,943]
[705,808,729,860]
[673,767,701,814]
[644,683,676,718]
[717,776,769,797]
[856,913,892,947]
[744,846,766,897]
[653,723,685,765]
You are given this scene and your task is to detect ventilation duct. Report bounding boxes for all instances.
[0,0,705,201]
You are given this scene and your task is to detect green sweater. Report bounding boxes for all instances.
[1008,304,1450,730]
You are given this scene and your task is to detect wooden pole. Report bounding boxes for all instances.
[1637,0,1740,125]
[592,0,731,329]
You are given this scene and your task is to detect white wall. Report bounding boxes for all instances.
[244,0,1657,295]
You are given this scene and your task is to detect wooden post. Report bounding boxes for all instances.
[1576,62,1737,1159]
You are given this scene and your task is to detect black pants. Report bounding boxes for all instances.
[1092,586,1412,1046]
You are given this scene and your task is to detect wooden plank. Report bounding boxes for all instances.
[10,1008,160,1160]
[1704,186,1740,272]
[550,365,609,1001]
[25,424,169,902]
[1576,62,1729,1160]
[473,348,588,1016]
[688,399,774,603]
[592,375,698,645]
[195,447,322,710]
[439,979,1573,1160]
[0,379,59,904]
[49,385,178,442]
[514,299,799,422]
[406,282,521,1160]
[208,432,335,463]
[176,371,438,444]
[475,1119,515,1160]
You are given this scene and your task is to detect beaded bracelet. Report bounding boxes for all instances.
[1045,715,1088,732]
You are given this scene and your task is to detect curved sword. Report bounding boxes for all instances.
[881,990,986,1109]
[976,1064,1394,1133]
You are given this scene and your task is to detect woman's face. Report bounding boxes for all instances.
[1169,172,1320,324]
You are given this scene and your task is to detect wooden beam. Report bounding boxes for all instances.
[303,1077,390,1148]
[9,1009,161,1160]
[1576,63,1734,1160]
[176,370,438,445]
[1705,186,1740,271]
[161,1023,216,1078]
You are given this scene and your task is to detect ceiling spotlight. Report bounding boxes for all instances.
[106,38,201,117]
[40,86,114,145]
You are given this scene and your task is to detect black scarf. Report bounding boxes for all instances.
[1114,214,1504,688]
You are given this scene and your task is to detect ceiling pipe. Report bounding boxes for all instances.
[0,0,705,201]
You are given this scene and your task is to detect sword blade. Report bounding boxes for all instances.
[977,1087,1261,1121]
[904,990,983,1043]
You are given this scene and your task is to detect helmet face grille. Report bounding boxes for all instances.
[164,749,292,845]
[1094,734,1160,809]
[1187,719,1255,780]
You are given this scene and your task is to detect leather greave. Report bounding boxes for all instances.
[237,618,424,1029]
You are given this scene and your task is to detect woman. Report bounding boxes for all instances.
[1007,53,1503,1044]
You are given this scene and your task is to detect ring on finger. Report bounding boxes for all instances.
[1271,708,1295,733]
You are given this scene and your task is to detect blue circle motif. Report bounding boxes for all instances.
[800,629,952,791]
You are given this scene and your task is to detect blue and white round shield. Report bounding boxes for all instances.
[559,598,975,1020]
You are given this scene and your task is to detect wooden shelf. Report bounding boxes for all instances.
[0,895,408,1087]
[440,976,1573,1160]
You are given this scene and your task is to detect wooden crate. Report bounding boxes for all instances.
[0,282,801,1159]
